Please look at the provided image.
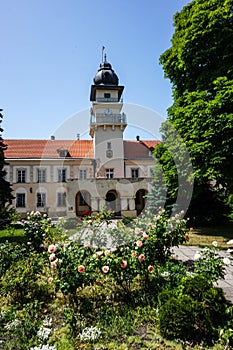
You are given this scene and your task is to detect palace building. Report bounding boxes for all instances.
[4,56,160,218]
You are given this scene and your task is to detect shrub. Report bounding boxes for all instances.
[0,241,28,277]
[23,211,55,252]
[158,275,229,344]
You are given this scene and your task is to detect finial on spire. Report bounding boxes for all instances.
[102,46,105,63]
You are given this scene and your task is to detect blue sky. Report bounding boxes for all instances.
[1,0,190,140]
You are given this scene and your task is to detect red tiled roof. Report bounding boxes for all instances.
[140,140,160,150]
[4,139,159,160]
[4,140,94,159]
[124,140,159,159]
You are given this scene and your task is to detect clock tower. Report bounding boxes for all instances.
[90,54,127,178]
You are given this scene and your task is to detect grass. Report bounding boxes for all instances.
[188,223,233,248]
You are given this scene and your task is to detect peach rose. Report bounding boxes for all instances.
[48,277,54,283]
[136,240,143,247]
[49,253,56,261]
[105,250,111,256]
[48,244,56,253]
[102,265,110,273]
[148,265,154,273]
[131,252,137,258]
[78,265,85,273]
[142,233,149,240]
[51,261,57,268]
[120,260,127,268]
[138,254,145,262]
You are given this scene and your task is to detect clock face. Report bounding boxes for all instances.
[104,108,112,115]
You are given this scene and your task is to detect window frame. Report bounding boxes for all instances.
[36,192,46,207]
[131,168,139,178]
[16,193,26,207]
[17,169,26,183]
[57,192,66,207]
[58,169,66,183]
[105,168,114,179]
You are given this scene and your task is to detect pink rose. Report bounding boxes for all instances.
[148,265,154,273]
[102,266,109,273]
[136,240,143,247]
[48,277,54,283]
[134,227,141,235]
[120,260,127,268]
[131,252,137,258]
[78,265,85,273]
[142,233,149,240]
[48,244,56,253]
[51,261,57,268]
[138,254,145,262]
[49,253,56,261]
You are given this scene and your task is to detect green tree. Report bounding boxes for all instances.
[154,0,233,224]
[0,109,14,228]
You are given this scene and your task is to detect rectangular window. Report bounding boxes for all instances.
[104,93,111,98]
[107,142,112,150]
[79,169,87,179]
[38,169,46,183]
[17,170,26,183]
[131,169,139,178]
[105,168,114,179]
[16,193,26,207]
[37,193,46,207]
[57,192,66,207]
[58,169,66,182]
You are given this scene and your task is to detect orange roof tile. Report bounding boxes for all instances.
[140,140,160,150]
[4,139,159,160]
[124,140,159,159]
[4,140,94,159]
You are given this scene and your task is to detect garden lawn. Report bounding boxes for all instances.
[0,228,25,243]
[188,224,233,248]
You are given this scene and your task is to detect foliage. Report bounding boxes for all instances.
[48,209,189,299]
[0,210,232,349]
[0,109,14,228]
[0,252,46,303]
[158,275,228,344]
[193,245,231,282]
[157,0,233,224]
[0,241,28,277]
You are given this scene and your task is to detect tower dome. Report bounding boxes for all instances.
[93,54,119,86]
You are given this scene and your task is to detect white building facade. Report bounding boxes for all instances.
[4,57,159,218]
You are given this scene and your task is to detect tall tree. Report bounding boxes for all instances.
[154,0,233,224]
[0,109,14,227]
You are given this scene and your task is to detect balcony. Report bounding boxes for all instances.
[96,97,119,103]
[90,113,127,126]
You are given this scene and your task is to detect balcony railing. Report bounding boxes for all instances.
[96,97,119,103]
[90,113,127,125]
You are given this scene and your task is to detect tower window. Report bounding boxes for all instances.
[104,93,111,99]
[107,142,112,150]
[16,193,26,207]
[105,168,114,179]
[131,169,139,178]
[79,169,87,179]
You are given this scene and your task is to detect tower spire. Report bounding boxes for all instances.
[101,46,105,63]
